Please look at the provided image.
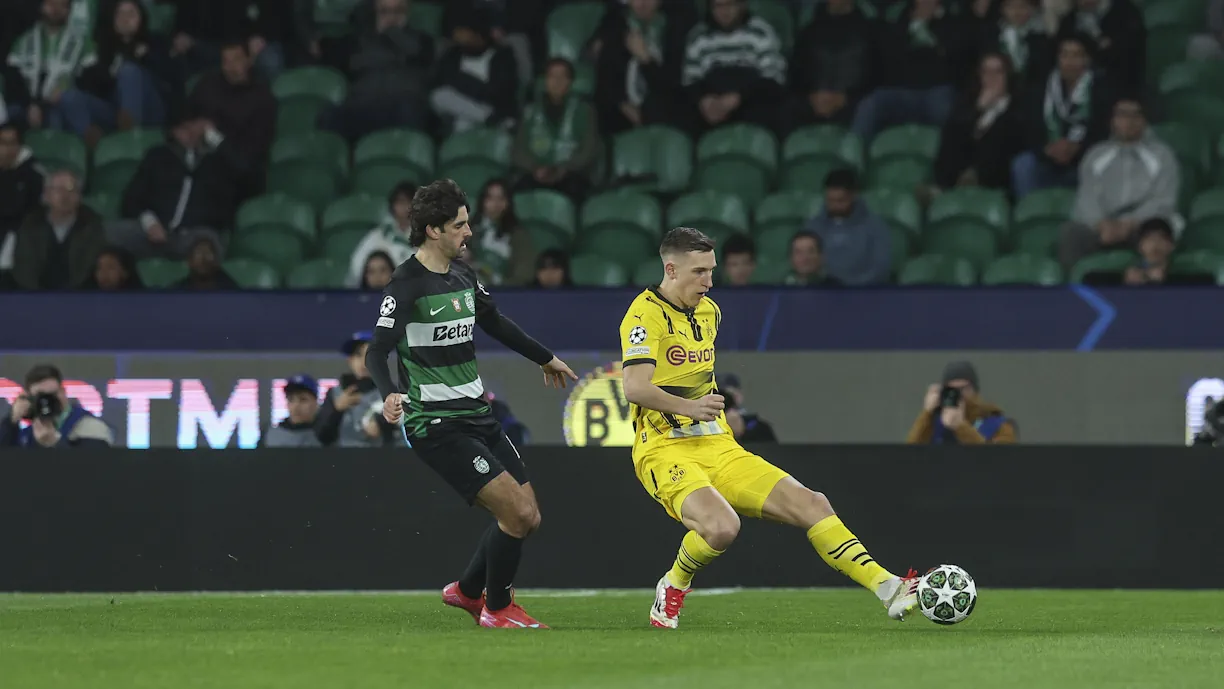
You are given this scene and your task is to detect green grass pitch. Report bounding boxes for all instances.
[2,589,1221,689]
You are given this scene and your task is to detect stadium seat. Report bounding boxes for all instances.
[1069,249,1136,283]
[276,98,326,136]
[354,129,435,181]
[527,227,570,254]
[322,194,386,237]
[1151,122,1211,176]
[611,125,693,194]
[1179,219,1224,254]
[223,258,281,289]
[695,159,773,207]
[438,160,506,200]
[314,0,364,37]
[1181,161,1202,214]
[1147,27,1193,87]
[266,163,338,212]
[927,188,1010,236]
[864,158,929,192]
[93,128,162,192]
[750,255,790,285]
[633,258,662,286]
[695,124,778,205]
[515,189,577,245]
[26,129,86,179]
[136,258,187,287]
[581,191,662,241]
[981,254,1064,286]
[1158,60,1224,99]
[351,161,421,197]
[546,2,605,60]
[408,0,443,36]
[667,191,751,236]
[1171,250,1224,284]
[778,158,845,192]
[861,188,921,236]
[286,258,346,289]
[270,130,349,184]
[1190,189,1224,224]
[439,126,512,167]
[83,191,120,219]
[896,254,977,286]
[748,0,795,53]
[888,224,912,273]
[321,228,371,263]
[1166,94,1224,142]
[868,124,940,164]
[272,66,347,106]
[782,125,865,171]
[229,228,308,275]
[1011,222,1062,258]
[147,2,175,33]
[578,226,656,275]
[753,191,822,229]
[236,194,317,243]
[754,226,797,263]
[1012,188,1075,228]
[921,220,999,271]
[570,253,627,287]
[1143,0,1207,30]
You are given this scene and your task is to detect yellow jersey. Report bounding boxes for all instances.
[618,287,726,444]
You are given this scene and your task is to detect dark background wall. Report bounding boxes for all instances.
[2,447,1220,592]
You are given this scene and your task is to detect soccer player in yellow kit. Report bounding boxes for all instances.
[618,227,922,628]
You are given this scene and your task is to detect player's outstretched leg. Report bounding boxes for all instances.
[473,473,547,629]
[651,487,738,629]
[442,522,496,622]
[760,477,920,621]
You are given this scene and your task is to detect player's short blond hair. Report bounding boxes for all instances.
[660,227,715,257]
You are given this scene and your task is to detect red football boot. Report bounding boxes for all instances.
[478,601,549,629]
[441,581,485,623]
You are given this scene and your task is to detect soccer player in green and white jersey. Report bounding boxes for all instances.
[365,179,577,629]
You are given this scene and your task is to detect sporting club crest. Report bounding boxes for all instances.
[464,291,475,313]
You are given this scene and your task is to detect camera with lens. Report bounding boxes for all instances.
[21,392,63,421]
[1192,396,1224,446]
[939,385,962,409]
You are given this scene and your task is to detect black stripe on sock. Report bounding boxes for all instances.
[831,539,861,559]
[826,538,856,556]
[851,551,871,563]
[859,559,875,567]
[678,552,704,571]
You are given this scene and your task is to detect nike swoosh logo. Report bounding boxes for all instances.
[429,306,446,316]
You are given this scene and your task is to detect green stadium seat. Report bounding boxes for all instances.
[570,253,627,287]
[229,228,308,275]
[864,158,929,192]
[1158,60,1224,98]
[578,226,656,275]
[528,227,570,254]
[581,191,662,240]
[546,2,605,60]
[439,126,512,167]
[1012,188,1075,228]
[927,188,1010,236]
[1171,250,1224,284]
[93,128,162,186]
[1179,219,1224,254]
[321,228,371,263]
[754,191,822,229]
[354,129,434,181]
[1011,222,1063,258]
[981,254,1064,286]
[868,124,940,163]
[266,163,338,211]
[1181,161,1201,215]
[754,226,797,262]
[667,191,751,237]
[26,129,86,179]
[270,130,349,183]
[1147,27,1193,87]
[314,0,364,37]
[515,189,577,245]
[276,98,326,136]
[888,224,912,273]
[236,194,317,243]
[438,161,506,200]
[862,188,921,236]
[1189,189,1224,224]
[779,158,844,192]
[408,0,443,35]
[897,254,977,286]
[272,66,347,105]
[1166,94,1224,142]
[223,258,281,289]
[921,220,999,271]
[286,258,346,288]
[350,161,421,197]
[1152,122,1211,175]
[83,191,120,219]
[695,124,778,205]
[782,125,865,171]
[1069,249,1137,283]
[749,0,795,52]
[633,258,662,286]
[322,194,386,236]
[1143,0,1207,30]
[611,125,693,194]
[750,256,791,285]
[695,159,773,207]
[147,2,175,33]
[136,258,187,287]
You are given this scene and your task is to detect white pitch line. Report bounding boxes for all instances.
[0,587,845,599]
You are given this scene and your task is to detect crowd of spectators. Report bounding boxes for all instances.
[0,0,1218,290]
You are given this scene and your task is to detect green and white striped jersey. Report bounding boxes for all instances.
[367,256,553,437]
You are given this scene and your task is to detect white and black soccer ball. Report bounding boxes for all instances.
[916,564,977,625]
[628,325,648,345]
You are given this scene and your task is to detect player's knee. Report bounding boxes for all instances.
[501,498,539,538]
[806,491,835,523]
[525,506,542,534]
[701,514,741,550]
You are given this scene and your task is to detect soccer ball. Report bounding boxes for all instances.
[916,564,977,625]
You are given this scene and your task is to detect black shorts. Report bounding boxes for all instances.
[409,418,529,504]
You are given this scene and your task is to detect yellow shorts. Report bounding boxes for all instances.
[632,434,790,522]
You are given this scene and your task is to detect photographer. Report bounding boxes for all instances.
[906,361,1017,445]
[718,374,777,443]
[314,331,402,448]
[0,365,113,448]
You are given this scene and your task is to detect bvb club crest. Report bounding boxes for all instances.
[669,464,686,483]
[464,291,475,313]
[451,297,462,312]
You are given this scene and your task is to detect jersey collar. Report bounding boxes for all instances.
[647,286,697,315]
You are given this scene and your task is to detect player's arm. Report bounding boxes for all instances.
[471,275,577,387]
[365,278,417,402]
[619,311,723,421]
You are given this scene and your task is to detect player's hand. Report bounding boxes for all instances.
[541,357,578,389]
[923,383,941,412]
[381,393,403,424]
[686,394,725,423]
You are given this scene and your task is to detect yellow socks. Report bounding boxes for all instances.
[665,530,723,590]
[807,515,895,593]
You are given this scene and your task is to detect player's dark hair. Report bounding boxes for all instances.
[660,227,715,256]
[24,364,63,390]
[408,179,469,247]
[789,230,822,254]
[823,168,859,192]
[721,233,756,260]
